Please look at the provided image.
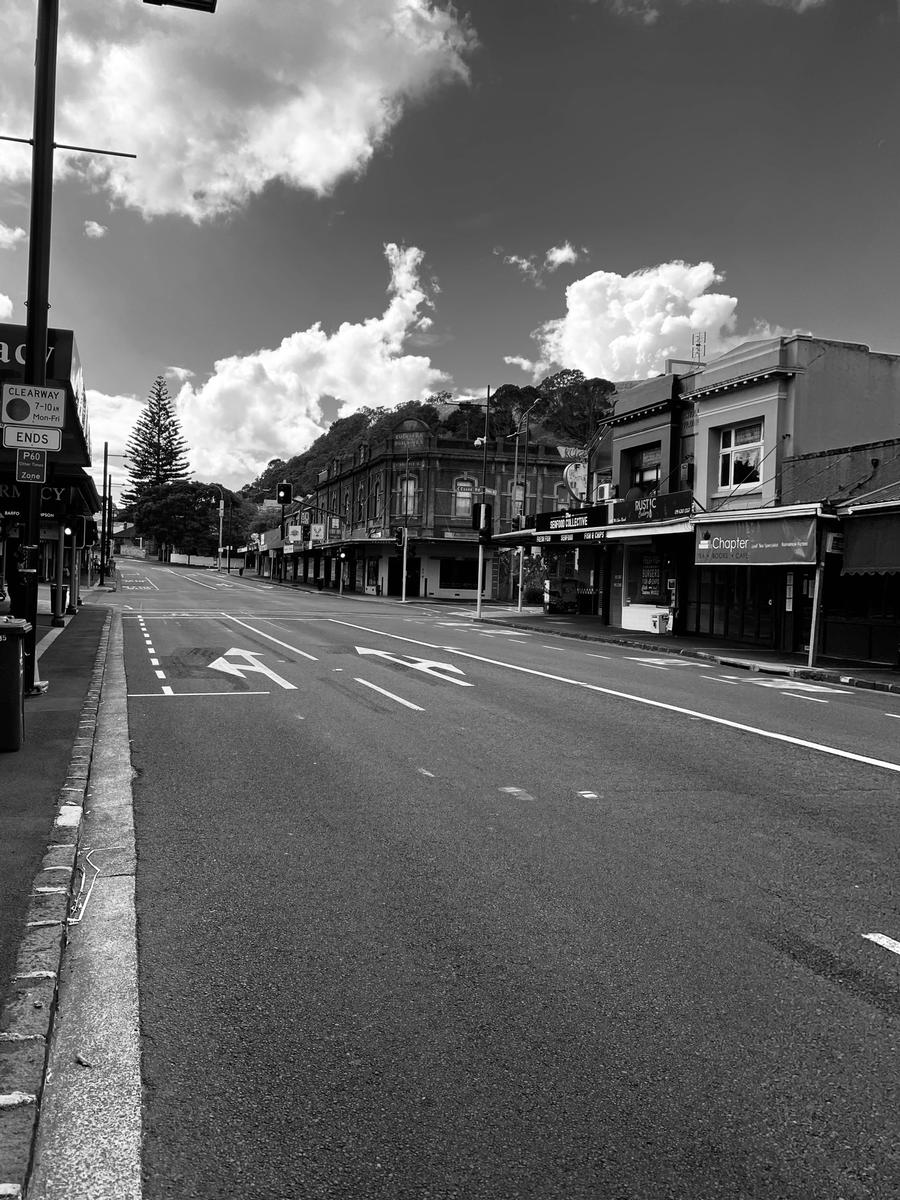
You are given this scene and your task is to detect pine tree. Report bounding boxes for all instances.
[121,375,191,508]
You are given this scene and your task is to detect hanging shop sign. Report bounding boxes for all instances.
[695,516,816,566]
[535,505,607,534]
[611,490,693,526]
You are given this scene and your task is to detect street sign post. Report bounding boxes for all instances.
[15,448,47,484]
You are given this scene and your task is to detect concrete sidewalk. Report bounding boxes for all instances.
[0,585,113,1197]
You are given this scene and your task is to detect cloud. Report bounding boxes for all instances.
[166,366,195,384]
[85,388,146,504]
[522,259,782,380]
[0,293,13,320]
[496,241,587,286]
[0,222,25,250]
[0,1,476,223]
[83,220,108,239]
[604,0,828,22]
[171,243,450,489]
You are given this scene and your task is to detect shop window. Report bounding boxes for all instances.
[439,557,479,589]
[719,422,763,490]
[453,477,475,519]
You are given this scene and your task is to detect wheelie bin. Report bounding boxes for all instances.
[0,618,31,752]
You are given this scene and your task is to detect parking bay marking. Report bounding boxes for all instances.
[208,648,297,690]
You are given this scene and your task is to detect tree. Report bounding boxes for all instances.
[132,480,213,561]
[121,375,191,510]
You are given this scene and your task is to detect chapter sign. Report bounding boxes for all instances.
[695,517,816,566]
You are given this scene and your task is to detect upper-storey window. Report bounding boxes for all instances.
[719,421,762,489]
[630,444,661,495]
[453,477,475,519]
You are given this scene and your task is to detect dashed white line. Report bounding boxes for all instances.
[499,786,535,801]
[784,694,829,704]
[354,678,424,711]
[863,932,900,957]
[154,670,166,680]
[418,768,435,778]
[586,653,610,660]
[577,790,599,799]
[703,675,738,684]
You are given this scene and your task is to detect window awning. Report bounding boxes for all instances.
[842,514,900,575]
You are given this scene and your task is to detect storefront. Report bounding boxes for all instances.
[605,491,693,633]
[823,507,900,664]
[688,508,828,653]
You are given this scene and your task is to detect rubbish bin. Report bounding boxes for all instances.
[0,618,31,752]
[50,584,68,614]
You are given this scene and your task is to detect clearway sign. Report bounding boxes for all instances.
[1,382,66,429]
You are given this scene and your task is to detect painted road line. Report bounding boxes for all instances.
[418,768,435,777]
[354,678,424,711]
[150,658,159,666]
[886,714,900,720]
[330,618,900,775]
[703,675,738,684]
[224,614,319,661]
[863,932,900,957]
[625,658,669,670]
[784,694,829,704]
[154,670,166,680]
[577,790,599,799]
[127,690,271,698]
[586,653,610,660]
[500,786,535,801]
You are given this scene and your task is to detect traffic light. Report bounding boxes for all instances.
[63,517,89,548]
[472,502,493,544]
[276,481,293,505]
[391,525,404,547]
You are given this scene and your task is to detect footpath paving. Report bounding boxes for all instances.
[0,571,897,1196]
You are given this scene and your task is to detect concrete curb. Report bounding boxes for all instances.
[0,612,113,1199]
[478,616,900,694]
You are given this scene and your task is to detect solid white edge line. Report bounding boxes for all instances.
[224,613,319,660]
[354,678,424,711]
[329,618,900,774]
[863,932,900,957]
[127,690,270,698]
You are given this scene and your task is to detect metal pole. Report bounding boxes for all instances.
[807,554,825,669]
[106,475,113,568]
[99,442,108,586]
[226,500,232,573]
[401,447,410,603]
[509,424,520,601]
[475,387,491,621]
[51,522,65,626]
[22,0,59,693]
[516,415,530,613]
[217,488,224,571]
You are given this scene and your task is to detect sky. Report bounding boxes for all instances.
[1,0,899,502]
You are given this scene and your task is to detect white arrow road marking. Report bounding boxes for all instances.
[722,676,851,694]
[355,646,473,687]
[208,648,297,689]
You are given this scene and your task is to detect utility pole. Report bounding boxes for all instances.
[98,442,109,586]
[21,0,59,693]
[475,387,491,621]
[401,446,410,603]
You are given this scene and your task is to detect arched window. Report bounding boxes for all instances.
[453,477,475,519]
[369,479,381,522]
[397,473,417,518]
[357,485,365,523]
[554,482,569,509]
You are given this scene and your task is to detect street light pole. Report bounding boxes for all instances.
[475,386,491,621]
[401,446,410,604]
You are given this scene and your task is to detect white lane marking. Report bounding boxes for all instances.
[355,646,473,687]
[541,645,565,651]
[208,649,297,690]
[418,768,435,777]
[586,653,610,660]
[329,619,900,775]
[154,670,166,680]
[127,690,270,698]
[863,932,900,957]
[886,714,900,720]
[703,675,738,684]
[161,569,218,590]
[223,614,318,661]
[625,658,668,670]
[354,678,424,711]
[499,786,535,801]
[577,790,599,799]
[150,658,159,667]
[784,694,829,704]
[724,676,851,695]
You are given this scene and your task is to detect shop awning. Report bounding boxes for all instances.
[842,514,900,574]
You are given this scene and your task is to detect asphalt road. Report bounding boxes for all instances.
[53,562,900,1197]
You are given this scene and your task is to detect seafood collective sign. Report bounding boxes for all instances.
[695,517,816,565]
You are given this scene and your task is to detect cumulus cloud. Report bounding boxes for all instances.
[496,241,587,286]
[520,259,781,381]
[169,243,449,488]
[604,0,828,22]
[85,388,146,504]
[83,221,107,239]
[0,293,13,320]
[0,222,25,250]
[0,1,476,223]
[166,366,195,384]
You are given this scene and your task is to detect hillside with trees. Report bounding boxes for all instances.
[245,371,616,504]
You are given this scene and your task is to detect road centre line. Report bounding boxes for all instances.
[223,614,318,661]
[703,675,738,684]
[863,932,900,957]
[162,569,218,590]
[586,653,610,660]
[328,619,900,775]
[784,694,829,704]
[354,678,424,711]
